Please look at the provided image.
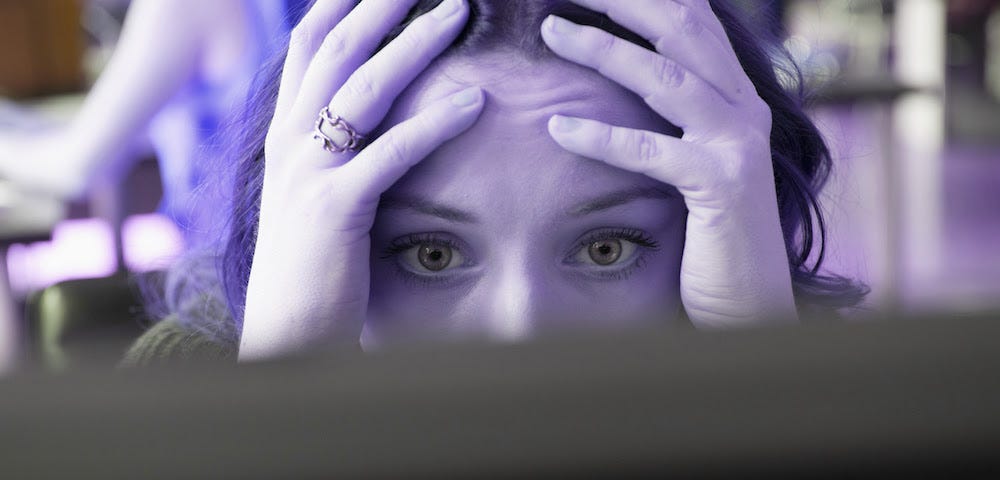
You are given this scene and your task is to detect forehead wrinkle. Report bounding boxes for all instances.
[386,52,532,116]
[449,56,635,113]
[388,50,653,124]
[380,52,681,230]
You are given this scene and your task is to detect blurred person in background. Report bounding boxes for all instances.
[123,0,867,366]
[0,0,289,243]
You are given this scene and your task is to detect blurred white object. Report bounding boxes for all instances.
[893,0,946,309]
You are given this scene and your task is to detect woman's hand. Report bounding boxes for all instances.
[541,0,798,326]
[241,0,484,360]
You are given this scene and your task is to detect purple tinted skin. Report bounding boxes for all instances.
[365,53,687,347]
[241,0,800,361]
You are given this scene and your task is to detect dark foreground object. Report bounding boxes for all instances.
[2,313,999,479]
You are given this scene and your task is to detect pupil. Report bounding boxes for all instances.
[418,244,452,271]
[588,239,622,266]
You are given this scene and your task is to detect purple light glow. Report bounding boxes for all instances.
[7,219,117,296]
[122,214,185,273]
[6,214,184,297]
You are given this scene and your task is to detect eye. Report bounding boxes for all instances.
[574,237,638,267]
[564,228,661,280]
[382,233,469,277]
[414,243,455,271]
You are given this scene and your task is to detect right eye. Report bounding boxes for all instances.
[381,233,472,283]
[404,242,463,272]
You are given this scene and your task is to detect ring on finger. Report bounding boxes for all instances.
[313,106,367,153]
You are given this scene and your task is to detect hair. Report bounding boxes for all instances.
[164,0,868,347]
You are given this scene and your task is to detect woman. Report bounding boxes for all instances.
[125,0,865,365]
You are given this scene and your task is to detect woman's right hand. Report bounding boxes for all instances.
[240,0,484,360]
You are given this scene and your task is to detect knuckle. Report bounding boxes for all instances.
[318,30,347,57]
[310,31,348,71]
[634,131,662,164]
[394,28,426,54]
[593,34,622,77]
[676,4,703,35]
[343,68,379,100]
[289,21,321,51]
[377,136,410,169]
[652,32,673,53]
[399,14,437,47]
[596,123,616,152]
[594,31,618,59]
[654,57,685,88]
[626,131,661,173]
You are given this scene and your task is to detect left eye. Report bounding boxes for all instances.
[573,238,638,267]
[402,242,466,273]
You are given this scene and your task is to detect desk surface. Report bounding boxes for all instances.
[1,313,998,479]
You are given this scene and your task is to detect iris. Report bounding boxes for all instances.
[417,243,453,271]
[587,239,622,265]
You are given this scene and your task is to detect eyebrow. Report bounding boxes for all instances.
[569,186,679,216]
[378,186,678,224]
[378,196,480,224]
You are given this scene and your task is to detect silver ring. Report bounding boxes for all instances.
[312,106,366,153]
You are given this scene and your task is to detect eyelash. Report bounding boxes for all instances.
[569,228,661,281]
[379,233,469,287]
[380,228,662,286]
[577,228,660,253]
[380,233,462,260]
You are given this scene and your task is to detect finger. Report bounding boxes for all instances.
[325,0,470,136]
[541,16,732,135]
[568,0,732,54]
[288,0,422,128]
[275,0,356,122]
[673,0,741,58]
[338,87,484,200]
[661,0,749,87]
[547,115,707,193]
[561,0,748,102]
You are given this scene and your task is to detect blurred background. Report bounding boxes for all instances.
[0,0,998,371]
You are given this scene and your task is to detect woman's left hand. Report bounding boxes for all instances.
[541,0,798,327]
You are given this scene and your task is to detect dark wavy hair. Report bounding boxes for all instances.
[167,0,867,346]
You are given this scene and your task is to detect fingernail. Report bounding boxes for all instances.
[545,15,578,35]
[451,87,482,107]
[432,0,463,19]
[550,115,582,133]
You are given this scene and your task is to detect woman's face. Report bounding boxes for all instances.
[364,51,687,347]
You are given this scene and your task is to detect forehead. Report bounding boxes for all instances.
[381,52,678,213]
[384,50,677,133]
